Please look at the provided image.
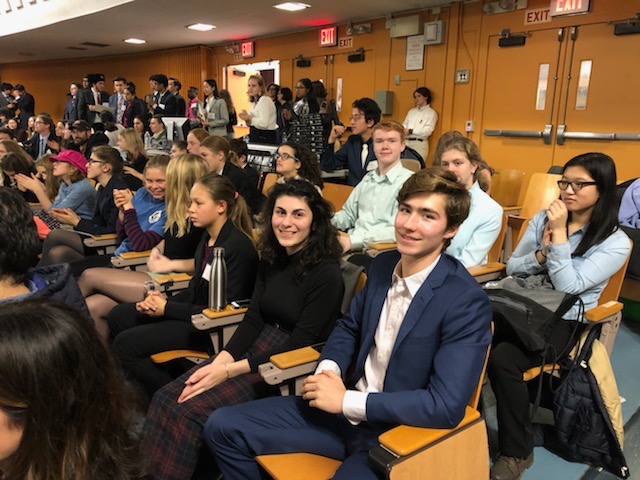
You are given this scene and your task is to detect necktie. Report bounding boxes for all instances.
[361,143,369,168]
[39,137,45,157]
[117,95,125,123]
[95,91,100,105]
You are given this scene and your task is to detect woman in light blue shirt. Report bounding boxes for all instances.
[488,152,630,479]
[436,137,502,267]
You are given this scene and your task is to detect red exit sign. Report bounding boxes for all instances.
[241,41,255,58]
[550,0,589,17]
[319,26,337,47]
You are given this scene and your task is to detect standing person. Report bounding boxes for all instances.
[205,168,492,480]
[77,74,109,124]
[142,179,344,480]
[40,146,128,266]
[149,74,179,117]
[63,82,80,122]
[199,79,229,137]
[219,89,237,139]
[0,299,148,480]
[186,86,203,125]
[276,86,293,143]
[10,84,35,127]
[403,87,438,162]
[487,153,631,480]
[117,128,149,190]
[0,82,13,109]
[168,77,187,117]
[200,135,263,214]
[122,82,147,128]
[292,78,319,119]
[436,137,502,268]
[15,149,96,220]
[109,76,128,125]
[108,174,259,396]
[266,83,280,102]
[239,74,278,145]
[320,98,381,186]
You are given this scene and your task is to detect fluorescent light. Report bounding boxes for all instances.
[124,38,146,44]
[273,2,310,11]
[187,23,216,31]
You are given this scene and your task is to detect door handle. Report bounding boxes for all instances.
[556,125,640,145]
[484,125,552,145]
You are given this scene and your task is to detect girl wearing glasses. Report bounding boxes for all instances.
[488,152,630,480]
[275,142,323,193]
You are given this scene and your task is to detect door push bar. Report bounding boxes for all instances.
[556,125,640,145]
[484,124,553,145]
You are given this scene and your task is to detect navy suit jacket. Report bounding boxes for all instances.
[63,95,78,122]
[320,134,376,186]
[320,251,492,429]
[153,90,179,116]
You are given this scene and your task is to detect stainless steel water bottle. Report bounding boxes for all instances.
[209,247,227,311]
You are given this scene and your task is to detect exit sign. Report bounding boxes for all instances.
[319,26,337,47]
[550,0,589,17]
[241,41,255,58]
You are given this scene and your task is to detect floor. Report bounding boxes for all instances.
[484,317,640,480]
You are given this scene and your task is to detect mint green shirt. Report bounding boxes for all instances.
[332,162,414,250]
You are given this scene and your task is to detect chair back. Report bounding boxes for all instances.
[491,168,525,208]
[488,214,508,263]
[322,182,354,212]
[520,173,562,219]
[401,158,422,173]
[262,172,278,196]
[598,239,633,304]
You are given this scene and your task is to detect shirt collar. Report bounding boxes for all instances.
[372,160,405,183]
[391,255,441,298]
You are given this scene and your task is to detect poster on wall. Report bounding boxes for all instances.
[406,35,425,71]
[336,78,343,112]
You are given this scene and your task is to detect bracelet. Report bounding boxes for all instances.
[224,363,230,379]
[539,248,547,258]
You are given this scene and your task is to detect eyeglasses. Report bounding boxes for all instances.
[349,114,364,121]
[87,159,105,165]
[275,152,299,162]
[557,180,597,191]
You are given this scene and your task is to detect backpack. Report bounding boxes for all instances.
[542,326,630,478]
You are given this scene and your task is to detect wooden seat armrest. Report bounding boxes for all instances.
[523,363,560,382]
[585,300,624,323]
[89,233,118,241]
[150,350,209,364]
[270,346,321,369]
[378,407,481,456]
[191,306,247,331]
[155,272,193,285]
[201,305,248,319]
[367,242,397,251]
[468,262,506,277]
[117,249,152,259]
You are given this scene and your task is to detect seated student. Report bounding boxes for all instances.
[332,120,413,254]
[436,137,503,267]
[0,151,39,203]
[77,154,207,339]
[39,146,128,266]
[275,141,324,192]
[15,149,96,220]
[320,97,381,186]
[0,189,86,314]
[186,127,209,155]
[34,154,61,202]
[619,177,640,228]
[142,180,344,480]
[108,174,259,396]
[199,135,264,214]
[148,114,170,153]
[0,299,148,480]
[205,167,493,479]
[229,138,259,188]
[117,127,149,190]
[488,153,630,480]
[170,140,187,157]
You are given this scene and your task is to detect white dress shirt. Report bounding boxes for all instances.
[316,257,440,423]
[402,104,438,140]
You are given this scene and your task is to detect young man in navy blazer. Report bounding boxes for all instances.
[204,168,493,479]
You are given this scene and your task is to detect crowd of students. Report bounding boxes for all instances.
[0,70,633,480]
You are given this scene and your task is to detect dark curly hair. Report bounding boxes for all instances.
[259,180,342,281]
[0,189,39,284]
[279,142,324,189]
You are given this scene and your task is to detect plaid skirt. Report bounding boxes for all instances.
[143,324,291,480]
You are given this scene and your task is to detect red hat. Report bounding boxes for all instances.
[50,149,88,175]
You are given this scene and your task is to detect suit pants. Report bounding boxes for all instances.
[487,319,582,458]
[205,395,387,480]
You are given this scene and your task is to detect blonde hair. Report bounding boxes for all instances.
[35,155,62,201]
[248,74,267,97]
[196,173,253,239]
[119,128,147,162]
[201,135,239,166]
[164,154,210,237]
